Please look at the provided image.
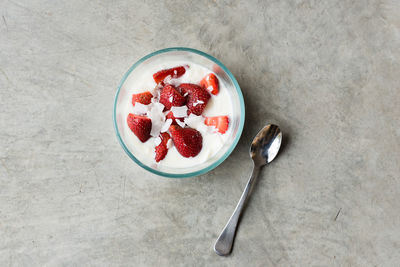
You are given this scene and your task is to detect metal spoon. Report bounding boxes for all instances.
[214,124,282,256]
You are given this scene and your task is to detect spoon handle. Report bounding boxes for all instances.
[214,163,261,256]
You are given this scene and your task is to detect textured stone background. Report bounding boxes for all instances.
[1,0,399,266]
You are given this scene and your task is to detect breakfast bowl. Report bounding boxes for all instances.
[113,47,245,178]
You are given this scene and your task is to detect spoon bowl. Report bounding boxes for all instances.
[250,124,282,166]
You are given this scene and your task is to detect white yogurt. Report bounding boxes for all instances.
[122,61,233,169]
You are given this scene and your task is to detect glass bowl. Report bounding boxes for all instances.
[113,47,245,178]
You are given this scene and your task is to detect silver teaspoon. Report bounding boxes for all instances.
[214,124,282,256]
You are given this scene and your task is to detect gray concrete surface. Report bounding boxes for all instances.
[1,0,399,266]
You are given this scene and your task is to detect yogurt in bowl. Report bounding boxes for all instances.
[114,48,245,178]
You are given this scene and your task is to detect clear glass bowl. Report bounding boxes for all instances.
[113,47,245,178]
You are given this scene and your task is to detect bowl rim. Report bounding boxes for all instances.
[113,47,245,178]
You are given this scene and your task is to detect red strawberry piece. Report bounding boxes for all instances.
[178,83,210,116]
[200,73,219,95]
[153,66,186,84]
[159,84,186,110]
[177,83,195,96]
[204,116,229,134]
[155,132,171,162]
[127,113,152,142]
[131,91,153,106]
[166,111,184,125]
[169,125,202,157]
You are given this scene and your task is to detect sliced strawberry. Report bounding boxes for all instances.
[204,116,229,134]
[169,125,202,157]
[153,66,186,84]
[159,84,186,110]
[160,132,170,145]
[178,83,210,116]
[127,113,152,142]
[132,91,153,106]
[200,73,219,95]
[177,83,196,96]
[166,111,184,125]
[155,132,170,162]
